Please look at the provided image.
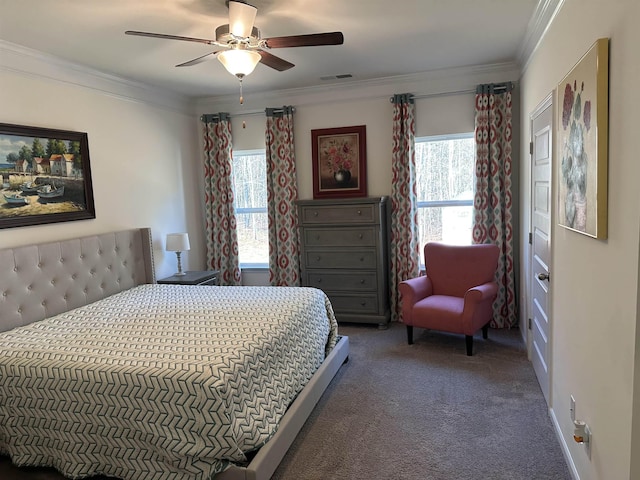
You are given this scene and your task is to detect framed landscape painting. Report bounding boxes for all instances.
[0,123,95,229]
[311,125,367,199]
[556,38,609,239]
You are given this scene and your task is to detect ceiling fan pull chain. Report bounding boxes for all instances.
[239,78,244,104]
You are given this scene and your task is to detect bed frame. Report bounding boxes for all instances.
[0,227,349,480]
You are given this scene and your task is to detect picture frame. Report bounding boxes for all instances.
[311,125,367,199]
[0,123,95,229]
[556,38,609,239]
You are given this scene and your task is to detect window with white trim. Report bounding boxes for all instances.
[415,133,475,259]
[231,149,268,267]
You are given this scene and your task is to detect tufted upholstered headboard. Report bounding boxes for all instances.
[0,228,155,332]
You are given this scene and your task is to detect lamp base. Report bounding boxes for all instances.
[174,251,186,276]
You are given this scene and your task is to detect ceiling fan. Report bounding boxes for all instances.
[125,0,344,101]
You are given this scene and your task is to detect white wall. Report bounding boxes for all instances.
[0,43,203,279]
[519,1,640,478]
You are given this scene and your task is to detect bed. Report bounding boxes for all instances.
[0,228,349,480]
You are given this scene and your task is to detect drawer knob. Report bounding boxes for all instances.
[316,256,322,262]
[316,235,321,240]
[360,279,365,284]
[313,211,319,216]
[360,257,365,262]
[317,278,322,283]
[358,234,363,239]
[357,210,362,215]
[360,301,367,306]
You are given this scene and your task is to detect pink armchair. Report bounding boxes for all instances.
[399,242,499,356]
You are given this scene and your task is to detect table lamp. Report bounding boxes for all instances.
[166,232,190,276]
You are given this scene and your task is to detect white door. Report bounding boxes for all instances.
[530,96,552,405]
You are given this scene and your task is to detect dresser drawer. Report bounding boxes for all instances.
[327,293,379,314]
[305,270,377,291]
[303,227,377,247]
[299,204,377,225]
[304,249,377,269]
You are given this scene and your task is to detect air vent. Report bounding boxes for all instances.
[320,74,353,81]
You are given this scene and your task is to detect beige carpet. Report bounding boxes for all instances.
[1,322,570,480]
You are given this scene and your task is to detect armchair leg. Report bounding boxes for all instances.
[465,335,473,356]
[407,325,414,345]
[482,323,489,339]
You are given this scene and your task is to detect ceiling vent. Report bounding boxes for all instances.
[320,74,353,81]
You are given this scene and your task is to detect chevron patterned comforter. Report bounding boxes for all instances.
[0,284,338,480]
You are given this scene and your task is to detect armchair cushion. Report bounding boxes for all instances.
[413,295,465,334]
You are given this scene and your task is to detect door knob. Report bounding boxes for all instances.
[538,272,550,281]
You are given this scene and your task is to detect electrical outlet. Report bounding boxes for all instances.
[570,395,576,421]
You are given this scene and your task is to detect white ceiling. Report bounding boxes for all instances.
[0,0,546,99]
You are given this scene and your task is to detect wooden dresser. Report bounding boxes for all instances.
[297,196,390,328]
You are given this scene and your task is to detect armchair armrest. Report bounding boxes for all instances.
[399,275,433,303]
[464,282,498,304]
[399,276,433,324]
[462,281,499,334]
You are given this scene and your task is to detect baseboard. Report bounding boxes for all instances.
[549,406,580,479]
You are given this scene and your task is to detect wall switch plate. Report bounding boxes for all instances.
[570,395,576,421]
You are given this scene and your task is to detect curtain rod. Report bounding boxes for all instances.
[389,88,475,103]
[201,107,295,121]
[414,88,476,99]
[388,82,515,103]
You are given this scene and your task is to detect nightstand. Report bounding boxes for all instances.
[157,270,219,286]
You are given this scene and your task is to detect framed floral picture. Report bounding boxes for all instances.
[311,125,367,199]
[556,38,609,239]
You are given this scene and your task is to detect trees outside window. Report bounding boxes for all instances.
[231,150,268,267]
[415,134,475,263]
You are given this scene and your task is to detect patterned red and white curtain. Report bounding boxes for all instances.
[472,83,516,327]
[265,106,301,286]
[202,113,241,286]
[390,94,421,322]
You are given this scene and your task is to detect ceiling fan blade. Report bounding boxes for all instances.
[175,51,219,67]
[228,1,257,38]
[125,30,215,45]
[263,32,344,49]
[257,50,295,71]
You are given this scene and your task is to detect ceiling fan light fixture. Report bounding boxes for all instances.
[218,49,261,77]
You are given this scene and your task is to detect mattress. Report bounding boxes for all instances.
[0,284,338,480]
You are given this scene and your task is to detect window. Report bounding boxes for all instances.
[231,150,268,267]
[415,134,475,255]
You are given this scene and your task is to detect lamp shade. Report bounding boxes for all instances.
[218,49,261,77]
[166,233,190,252]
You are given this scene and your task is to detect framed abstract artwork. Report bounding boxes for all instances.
[0,123,96,229]
[311,125,367,199]
[556,38,609,239]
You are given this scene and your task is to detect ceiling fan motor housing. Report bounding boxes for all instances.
[215,24,261,45]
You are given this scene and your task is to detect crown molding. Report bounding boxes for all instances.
[517,0,565,71]
[0,40,194,115]
[195,61,521,114]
